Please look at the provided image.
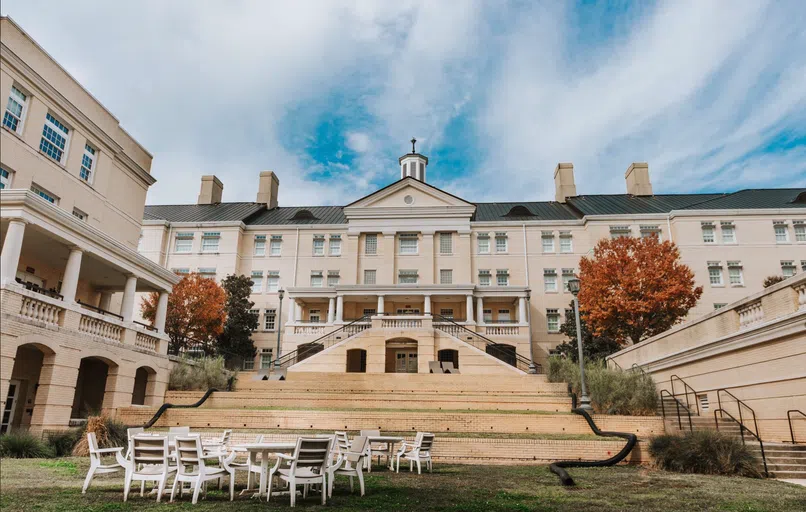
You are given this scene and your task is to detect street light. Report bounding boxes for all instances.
[274,289,285,370]
[568,278,592,411]
[525,288,538,374]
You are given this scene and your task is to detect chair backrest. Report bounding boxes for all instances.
[169,426,190,434]
[419,433,435,452]
[334,431,350,453]
[291,437,332,473]
[428,361,443,374]
[127,427,144,439]
[254,434,264,443]
[442,362,456,373]
[131,435,169,471]
[360,429,380,438]
[219,429,232,445]
[345,436,368,465]
[174,436,203,475]
[87,432,100,456]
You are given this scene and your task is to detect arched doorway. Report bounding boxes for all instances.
[486,344,517,367]
[346,349,367,373]
[437,349,459,371]
[385,338,418,373]
[71,356,115,419]
[2,343,51,434]
[131,366,156,406]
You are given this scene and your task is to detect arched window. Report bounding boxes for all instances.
[504,205,536,218]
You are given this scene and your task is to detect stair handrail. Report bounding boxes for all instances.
[660,389,693,431]
[630,363,648,377]
[142,388,217,429]
[270,315,372,370]
[431,314,536,373]
[607,358,623,371]
[713,407,769,476]
[716,388,760,444]
[787,410,806,444]
[670,375,700,416]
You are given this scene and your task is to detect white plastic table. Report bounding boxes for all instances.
[365,435,405,471]
[232,442,297,497]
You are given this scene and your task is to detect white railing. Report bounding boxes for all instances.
[485,325,520,336]
[797,284,806,310]
[382,318,423,329]
[135,332,159,352]
[738,300,764,329]
[19,296,63,326]
[79,314,123,343]
[434,323,463,336]
[293,325,327,335]
[343,323,371,336]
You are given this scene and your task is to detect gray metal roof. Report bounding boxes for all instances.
[678,189,806,210]
[143,202,264,223]
[565,194,727,216]
[245,206,346,225]
[472,202,580,221]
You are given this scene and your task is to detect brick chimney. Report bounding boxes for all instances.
[625,162,653,196]
[553,163,576,203]
[256,171,280,209]
[197,175,223,205]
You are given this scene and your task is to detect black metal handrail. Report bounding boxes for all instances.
[714,407,769,476]
[787,410,805,444]
[607,358,623,371]
[270,315,372,370]
[670,375,700,416]
[76,299,124,320]
[142,388,216,429]
[716,388,761,444]
[134,320,158,332]
[630,363,648,377]
[660,389,693,431]
[432,314,537,373]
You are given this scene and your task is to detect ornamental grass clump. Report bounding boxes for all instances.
[168,355,229,391]
[71,415,128,457]
[0,431,55,458]
[45,428,83,457]
[649,430,762,478]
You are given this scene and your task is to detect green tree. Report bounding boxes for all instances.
[554,301,622,362]
[217,274,258,369]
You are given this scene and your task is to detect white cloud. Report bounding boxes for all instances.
[346,132,372,153]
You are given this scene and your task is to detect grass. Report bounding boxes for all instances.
[1,457,803,511]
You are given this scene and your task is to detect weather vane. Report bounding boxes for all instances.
[411,137,417,153]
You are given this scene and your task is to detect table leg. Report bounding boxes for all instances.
[258,451,269,498]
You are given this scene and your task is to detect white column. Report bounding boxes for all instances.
[466,295,474,323]
[288,298,296,323]
[154,291,169,332]
[424,295,431,315]
[60,247,83,303]
[476,297,484,324]
[0,219,26,286]
[335,295,344,323]
[518,297,527,324]
[377,295,385,315]
[98,292,113,311]
[294,301,302,322]
[327,297,335,324]
[120,275,138,323]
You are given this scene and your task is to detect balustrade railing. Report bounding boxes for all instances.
[135,332,159,352]
[293,325,327,335]
[78,314,123,343]
[737,300,763,329]
[271,315,372,370]
[796,284,806,310]
[19,295,63,326]
[381,317,423,329]
[484,325,520,335]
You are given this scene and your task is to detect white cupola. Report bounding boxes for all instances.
[399,137,428,181]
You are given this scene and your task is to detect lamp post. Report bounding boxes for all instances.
[567,278,592,410]
[525,288,538,374]
[274,289,285,370]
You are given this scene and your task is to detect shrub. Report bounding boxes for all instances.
[169,355,230,391]
[763,275,786,288]
[649,430,762,477]
[45,428,82,457]
[547,356,657,415]
[72,415,128,457]
[0,431,55,458]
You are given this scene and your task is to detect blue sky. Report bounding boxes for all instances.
[3,0,805,206]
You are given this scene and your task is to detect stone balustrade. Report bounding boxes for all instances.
[135,332,159,352]
[293,325,327,335]
[737,300,764,329]
[797,283,806,310]
[19,295,64,327]
[381,317,424,329]
[485,325,521,336]
[78,314,124,343]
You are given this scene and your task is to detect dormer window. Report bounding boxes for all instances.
[291,209,318,221]
[792,191,806,204]
[504,205,535,218]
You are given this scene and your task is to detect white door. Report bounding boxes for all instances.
[1,380,21,434]
[395,351,418,373]
[498,309,511,322]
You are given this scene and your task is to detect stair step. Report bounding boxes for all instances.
[768,470,806,479]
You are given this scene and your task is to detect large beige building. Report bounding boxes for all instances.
[0,17,180,433]
[140,147,806,373]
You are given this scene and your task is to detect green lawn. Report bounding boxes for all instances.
[1,457,803,511]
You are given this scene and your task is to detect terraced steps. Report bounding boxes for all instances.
[749,443,806,479]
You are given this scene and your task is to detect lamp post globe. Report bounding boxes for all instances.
[568,278,592,410]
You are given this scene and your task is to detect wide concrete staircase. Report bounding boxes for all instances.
[117,372,662,465]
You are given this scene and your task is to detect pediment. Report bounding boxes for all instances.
[345,177,475,210]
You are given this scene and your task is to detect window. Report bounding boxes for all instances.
[483,309,492,323]
[698,394,710,413]
[498,309,511,322]
[640,225,662,240]
[541,232,555,253]
[172,268,190,275]
[439,232,452,254]
[398,269,418,284]
[708,262,723,286]
[260,349,273,370]
[0,167,12,189]
[773,222,789,243]
[794,221,806,242]
[364,269,376,285]
[562,268,575,292]
[440,308,454,319]
[313,235,325,255]
[201,232,220,252]
[310,271,323,287]
[249,309,260,330]
[309,309,321,323]
[40,113,70,163]
[727,261,743,286]
[266,271,280,291]
[610,225,631,239]
[363,308,377,316]
[399,233,418,254]
[30,184,58,204]
[3,86,27,133]
[547,309,560,333]
[701,222,715,244]
[80,144,96,183]
[781,260,796,278]
[72,208,87,221]
[478,269,491,286]
[721,222,736,244]
[495,232,508,253]
[559,231,573,253]
[264,309,277,331]
[477,233,490,254]
[714,303,727,310]
[269,235,282,256]
[174,232,193,253]
[327,270,340,287]
[801,260,806,272]
[254,235,266,256]
[329,235,341,256]
[544,269,557,292]
[251,271,263,293]
[365,234,378,255]
[198,267,216,279]
[440,269,452,285]
[496,269,509,286]
[242,357,255,371]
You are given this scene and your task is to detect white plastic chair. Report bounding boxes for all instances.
[267,436,333,507]
[395,432,435,474]
[82,432,125,493]
[203,429,232,452]
[334,431,350,454]
[230,434,264,491]
[327,436,368,498]
[121,434,177,502]
[359,429,388,472]
[170,435,236,504]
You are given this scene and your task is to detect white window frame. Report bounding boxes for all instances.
[80,143,96,184]
[260,349,273,369]
[172,268,190,275]
[310,271,324,287]
[701,223,716,244]
[242,358,255,371]
[327,271,340,287]
[640,225,662,241]
[398,270,418,284]
[251,271,263,293]
[496,270,509,287]
[269,236,282,256]
[610,226,631,239]
[439,232,452,255]
[559,232,573,253]
[562,269,575,292]
[477,234,490,254]
[264,309,277,331]
[547,309,560,333]
[254,235,266,256]
[479,270,491,287]
[495,233,508,253]
[439,308,454,319]
[40,112,71,164]
[0,167,13,189]
[313,236,325,256]
[541,232,555,253]
[781,261,796,278]
[266,271,280,292]
[3,85,28,134]
[708,263,724,286]
[399,234,418,255]
[198,267,216,279]
[201,232,220,253]
[30,184,59,204]
[72,207,87,221]
[364,269,377,285]
[727,263,744,287]
[309,309,321,323]
[773,223,789,243]
[544,269,557,293]
[329,235,342,256]
[174,232,193,253]
[483,309,493,323]
[439,269,453,285]
[721,223,736,244]
[793,222,805,243]
[364,234,378,255]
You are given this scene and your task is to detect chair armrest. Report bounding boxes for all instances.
[275,453,295,460]
[114,450,133,471]
[95,447,124,454]
[220,452,238,472]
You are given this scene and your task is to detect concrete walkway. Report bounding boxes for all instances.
[777,479,806,487]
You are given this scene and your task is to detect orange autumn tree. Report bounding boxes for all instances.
[142,273,226,355]
[578,236,702,345]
